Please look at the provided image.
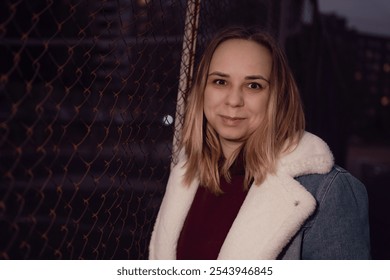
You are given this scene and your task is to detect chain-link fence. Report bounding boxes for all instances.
[1,0,189,259]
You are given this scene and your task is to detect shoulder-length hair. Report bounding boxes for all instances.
[180,26,305,194]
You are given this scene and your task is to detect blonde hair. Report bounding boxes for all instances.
[181,26,305,194]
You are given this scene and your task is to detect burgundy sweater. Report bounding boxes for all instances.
[176,158,248,260]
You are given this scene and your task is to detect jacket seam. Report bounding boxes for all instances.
[302,169,341,239]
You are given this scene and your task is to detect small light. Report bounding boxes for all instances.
[384,63,390,73]
[380,96,389,107]
[354,71,362,81]
[162,114,173,126]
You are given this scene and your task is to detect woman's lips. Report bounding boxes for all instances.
[219,115,245,126]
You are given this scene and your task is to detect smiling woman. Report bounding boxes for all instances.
[149,26,371,260]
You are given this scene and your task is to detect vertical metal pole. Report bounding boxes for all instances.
[171,0,201,168]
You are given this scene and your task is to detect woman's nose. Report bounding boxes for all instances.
[225,86,244,107]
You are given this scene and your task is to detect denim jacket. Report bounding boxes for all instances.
[280,166,371,259]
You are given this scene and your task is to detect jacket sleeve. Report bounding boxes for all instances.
[300,167,371,259]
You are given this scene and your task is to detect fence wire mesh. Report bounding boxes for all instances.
[1,0,311,259]
[0,0,188,259]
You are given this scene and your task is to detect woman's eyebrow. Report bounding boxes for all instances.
[208,71,229,77]
[245,75,270,83]
[209,71,270,83]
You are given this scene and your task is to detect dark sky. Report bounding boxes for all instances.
[318,0,390,37]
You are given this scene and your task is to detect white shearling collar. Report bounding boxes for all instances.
[278,132,334,177]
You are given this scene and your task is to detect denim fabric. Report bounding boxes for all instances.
[280,166,371,259]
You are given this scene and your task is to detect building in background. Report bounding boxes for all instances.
[352,33,390,141]
[285,9,390,259]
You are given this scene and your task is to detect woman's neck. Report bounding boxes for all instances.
[220,139,244,159]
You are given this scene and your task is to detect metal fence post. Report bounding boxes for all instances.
[171,0,201,168]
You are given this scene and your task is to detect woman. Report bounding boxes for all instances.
[149,27,370,259]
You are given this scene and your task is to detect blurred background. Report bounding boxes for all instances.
[0,0,389,259]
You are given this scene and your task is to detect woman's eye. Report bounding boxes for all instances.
[247,82,263,90]
[213,79,227,86]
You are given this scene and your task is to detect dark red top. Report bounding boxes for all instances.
[176,157,248,260]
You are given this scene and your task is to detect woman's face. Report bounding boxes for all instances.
[204,39,272,157]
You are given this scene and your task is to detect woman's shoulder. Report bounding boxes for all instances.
[295,165,368,205]
[295,166,371,259]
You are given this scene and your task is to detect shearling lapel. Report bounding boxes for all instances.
[149,132,334,259]
[148,153,199,259]
[218,172,316,259]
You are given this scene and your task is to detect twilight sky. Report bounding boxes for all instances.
[318,0,390,37]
